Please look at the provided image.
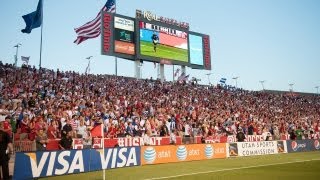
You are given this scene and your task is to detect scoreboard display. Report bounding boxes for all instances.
[136,21,189,65]
[101,10,211,70]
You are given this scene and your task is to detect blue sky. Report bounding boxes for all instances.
[0,0,319,93]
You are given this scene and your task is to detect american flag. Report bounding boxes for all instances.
[74,0,116,45]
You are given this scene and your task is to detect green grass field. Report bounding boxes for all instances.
[41,151,320,180]
[140,41,188,62]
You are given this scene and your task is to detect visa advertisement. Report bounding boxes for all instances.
[141,143,227,165]
[14,147,141,179]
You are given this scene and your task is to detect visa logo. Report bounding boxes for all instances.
[99,147,138,169]
[26,151,84,178]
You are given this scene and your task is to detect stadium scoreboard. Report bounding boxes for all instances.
[101,10,211,70]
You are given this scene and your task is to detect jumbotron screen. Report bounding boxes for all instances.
[189,34,204,66]
[138,21,189,62]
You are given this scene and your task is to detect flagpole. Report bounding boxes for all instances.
[172,65,175,82]
[114,1,117,76]
[39,0,43,69]
[102,123,106,180]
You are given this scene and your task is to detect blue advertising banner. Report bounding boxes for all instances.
[14,147,141,179]
[286,139,320,153]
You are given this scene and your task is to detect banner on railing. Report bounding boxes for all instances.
[228,141,280,157]
[92,136,184,148]
[141,143,227,165]
[227,135,265,143]
[14,147,141,179]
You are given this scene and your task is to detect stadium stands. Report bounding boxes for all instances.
[0,61,319,152]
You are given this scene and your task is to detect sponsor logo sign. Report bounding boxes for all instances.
[286,140,318,153]
[136,9,189,29]
[236,141,278,157]
[14,147,141,179]
[114,17,134,32]
[228,143,239,157]
[141,144,226,165]
[277,141,287,153]
[115,41,135,55]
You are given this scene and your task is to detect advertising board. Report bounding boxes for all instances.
[286,139,320,153]
[114,16,135,55]
[189,34,204,66]
[228,141,279,157]
[188,31,212,70]
[14,147,141,179]
[101,12,135,60]
[141,143,227,165]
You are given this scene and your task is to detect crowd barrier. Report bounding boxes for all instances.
[13,139,320,179]
[15,136,203,151]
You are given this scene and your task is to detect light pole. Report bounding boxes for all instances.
[289,83,294,92]
[206,73,212,85]
[259,80,266,91]
[86,56,93,74]
[138,62,143,79]
[232,76,239,88]
[14,43,22,67]
[315,86,319,94]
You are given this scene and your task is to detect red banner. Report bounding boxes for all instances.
[227,135,265,143]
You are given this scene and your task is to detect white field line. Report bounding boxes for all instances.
[144,159,320,180]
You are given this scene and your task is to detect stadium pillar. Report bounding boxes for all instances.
[134,59,141,79]
[160,64,165,82]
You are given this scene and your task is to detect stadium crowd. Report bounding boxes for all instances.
[0,61,320,150]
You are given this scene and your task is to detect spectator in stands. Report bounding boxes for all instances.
[0,120,14,180]
[295,126,303,140]
[83,131,92,149]
[36,128,48,151]
[289,129,296,140]
[76,120,87,138]
[61,119,73,138]
[59,131,73,150]
[170,129,177,145]
[3,116,12,136]
[47,120,58,139]
[236,127,246,142]
[143,130,152,146]
[159,122,169,137]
